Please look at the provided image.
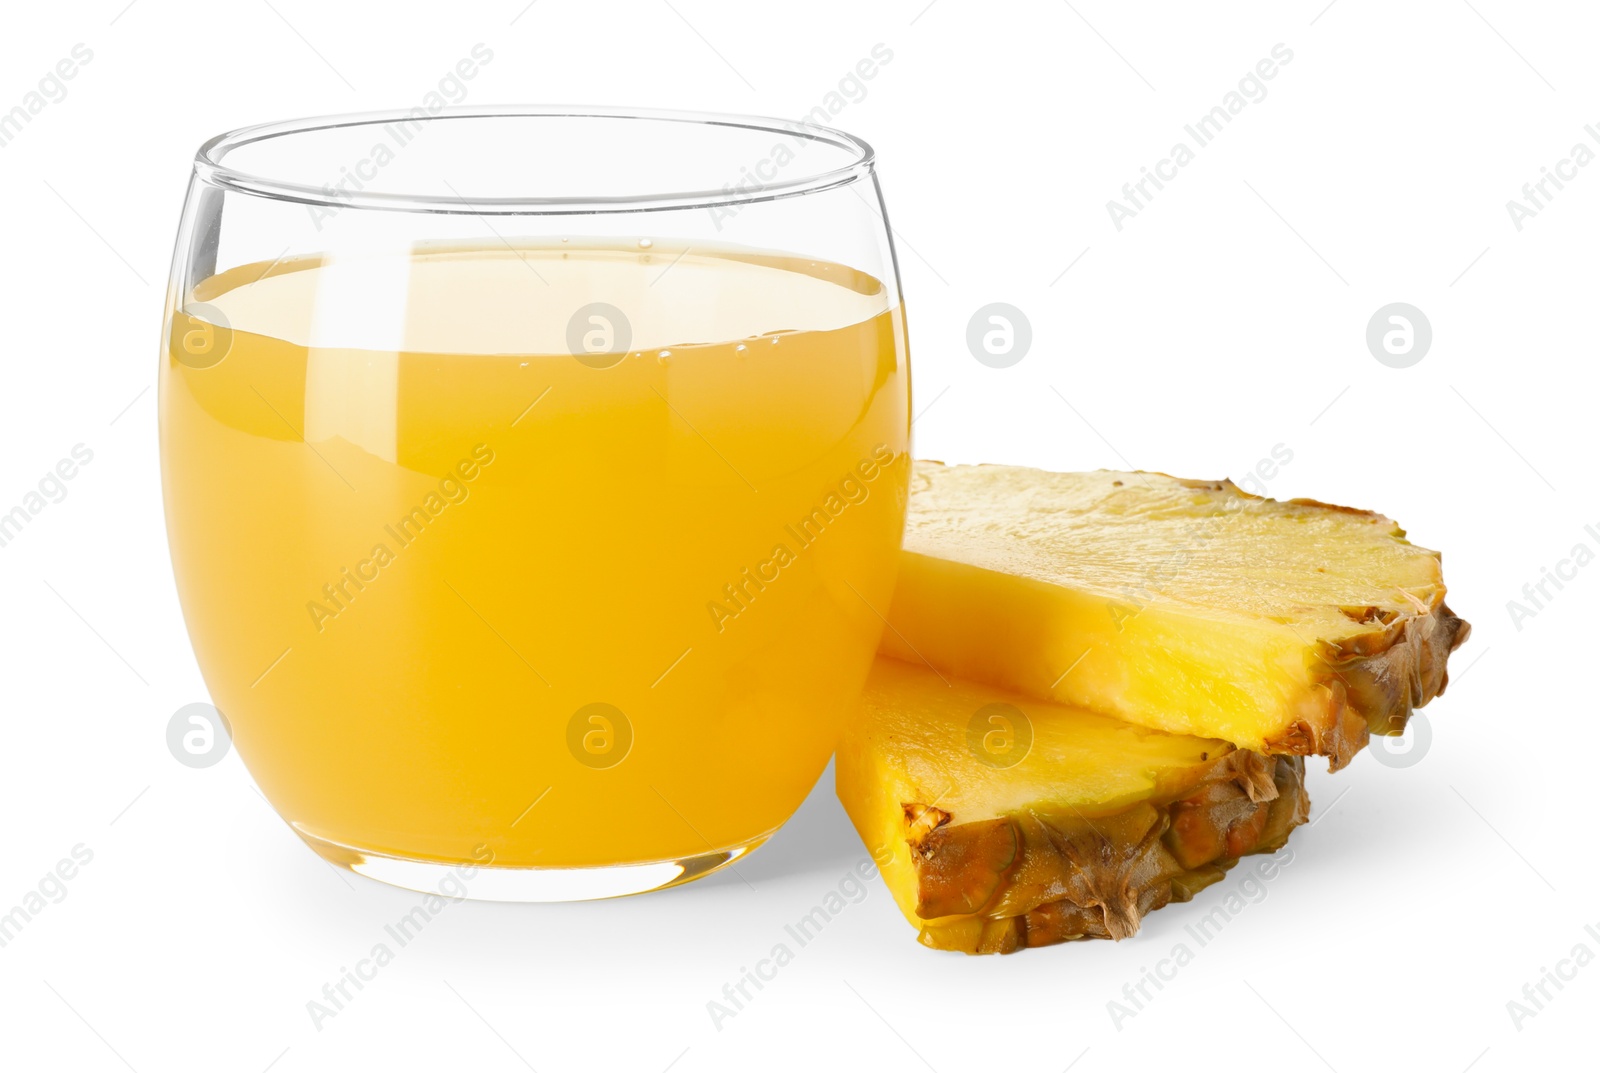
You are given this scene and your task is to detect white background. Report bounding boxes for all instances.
[0,1,1593,1070]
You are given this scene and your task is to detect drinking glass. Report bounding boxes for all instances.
[161,107,910,900]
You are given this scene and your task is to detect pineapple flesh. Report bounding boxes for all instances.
[883,462,1470,770]
[838,656,1309,954]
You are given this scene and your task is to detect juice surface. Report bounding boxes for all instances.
[160,241,910,867]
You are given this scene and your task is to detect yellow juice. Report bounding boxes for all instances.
[160,242,910,869]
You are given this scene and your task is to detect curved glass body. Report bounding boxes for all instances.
[160,108,911,900]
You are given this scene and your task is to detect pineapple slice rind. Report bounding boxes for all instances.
[838,656,1310,954]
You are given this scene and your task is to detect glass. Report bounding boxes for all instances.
[160,107,911,900]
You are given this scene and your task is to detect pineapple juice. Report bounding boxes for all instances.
[160,241,910,869]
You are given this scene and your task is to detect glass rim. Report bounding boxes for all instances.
[193,104,877,216]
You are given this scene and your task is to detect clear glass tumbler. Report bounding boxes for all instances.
[160,107,911,900]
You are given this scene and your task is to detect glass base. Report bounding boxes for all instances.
[296,828,767,902]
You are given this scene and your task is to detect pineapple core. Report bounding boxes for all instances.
[882,462,1470,769]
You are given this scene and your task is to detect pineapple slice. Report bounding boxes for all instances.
[883,462,1470,769]
[838,656,1308,954]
